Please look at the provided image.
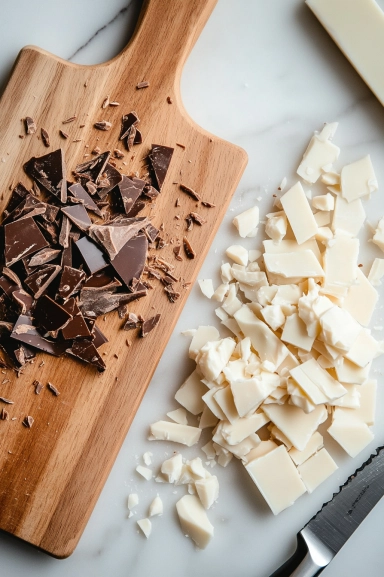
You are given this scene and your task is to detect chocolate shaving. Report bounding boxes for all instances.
[47,382,60,396]
[25,117,37,135]
[123,312,139,330]
[0,397,14,404]
[62,116,77,124]
[94,120,112,131]
[41,128,50,147]
[136,81,150,89]
[126,125,136,151]
[149,145,174,191]
[101,95,110,109]
[140,314,160,337]
[0,408,9,420]
[180,184,201,201]
[190,212,206,225]
[164,286,181,303]
[28,248,61,267]
[60,130,69,139]
[113,149,125,159]
[185,216,193,231]
[34,380,43,394]
[120,111,139,140]
[143,184,159,199]
[22,415,34,428]
[201,200,216,208]
[183,236,196,259]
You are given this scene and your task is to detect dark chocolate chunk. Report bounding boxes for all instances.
[149,144,174,191]
[61,298,91,339]
[67,339,106,371]
[24,149,67,203]
[190,212,206,225]
[201,200,216,208]
[119,111,139,140]
[41,128,50,147]
[34,295,73,332]
[164,286,181,303]
[74,152,110,185]
[59,215,71,248]
[10,315,68,356]
[83,269,118,288]
[12,289,34,314]
[0,408,9,420]
[75,236,108,275]
[37,219,59,245]
[96,163,123,199]
[80,287,144,318]
[180,183,201,201]
[0,397,14,404]
[142,184,159,199]
[4,183,29,215]
[136,81,150,89]
[28,248,61,267]
[25,117,36,135]
[117,304,128,319]
[126,199,145,217]
[34,380,43,394]
[4,217,49,266]
[0,275,18,296]
[113,149,125,159]
[68,183,103,217]
[92,325,108,348]
[183,236,196,259]
[47,382,60,396]
[134,128,142,145]
[22,415,34,428]
[61,204,92,231]
[24,264,61,299]
[110,234,148,289]
[57,265,86,300]
[2,267,22,287]
[2,194,46,225]
[39,204,60,223]
[123,312,139,330]
[89,217,149,260]
[145,224,159,243]
[141,314,161,337]
[0,292,18,322]
[114,175,146,215]
[173,246,182,261]
[156,237,167,249]
[94,120,112,131]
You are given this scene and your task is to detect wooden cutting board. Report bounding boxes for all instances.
[0,0,247,558]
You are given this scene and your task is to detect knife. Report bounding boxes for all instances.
[270,445,384,577]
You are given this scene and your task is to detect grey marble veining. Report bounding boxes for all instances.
[0,1,384,576]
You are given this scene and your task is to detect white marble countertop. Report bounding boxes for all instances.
[1,1,384,575]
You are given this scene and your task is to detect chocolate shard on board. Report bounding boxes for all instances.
[4,183,29,215]
[24,149,67,203]
[61,205,92,232]
[14,343,36,367]
[110,234,148,289]
[75,236,108,275]
[180,183,201,201]
[183,236,196,259]
[80,288,143,318]
[123,312,139,331]
[47,382,60,396]
[92,325,108,348]
[22,415,34,428]
[2,194,46,225]
[11,289,34,314]
[67,339,106,372]
[74,152,110,185]
[141,314,161,337]
[24,264,61,299]
[96,164,123,199]
[57,265,86,301]
[37,219,59,245]
[148,144,174,191]
[83,269,119,288]
[34,295,73,333]
[145,224,160,243]
[28,247,61,267]
[68,183,103,217]
[134,128,142,145]
[61,298,92,340]
[59,215,71,248]
[142,183,159,199]
[115,175,146,215]
[10,315,69,356]
[119,111,139,140]
[4,217,49,266]
[89,218,149,260]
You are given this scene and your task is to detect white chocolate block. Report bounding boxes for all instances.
[297,448,338,493]
[345,329,379,367]
[290,358,346,404]
[341,156,378,203]
[242,440,278,464]
[175,370,207,415]
[328,411,374,458]
[137,518,152,538]
[149,421,201,447]
[332,195,365,237]
[233,206,259,238]
[280,182,318,244]
[195,476,219,509]
[198,279,215,299]
[161,454,183,483]
[176,495,214,549]
[167,408,188,425]
[263,239,321,263]
[289,431,324,466]
[189,326,220,360]
[342,268,378,326]
[323,236,359,294]
[220,413,269,446]
[226,245,249,266]
[231,374,279,417]
[264,251,324,279]
[297,124,340,184]
[282,313,315,352]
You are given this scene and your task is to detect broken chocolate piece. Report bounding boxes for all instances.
[141,314,160,337]
[183,236,196,259]
[57,265,86,301]
[110,234,148,289]
[92,325,108,348]
[145,224,159,243]
[34,380,43,394]
[38,219,59,245]
[126,199,145,218]
[89,218,149,260]
[123,312,139,330]
[60,130,69,139]
[68,183,103,216]
[190,212,206,225]
[12,289,34,314]
[113,149,124,159]
[136,81,150,89]
[74,152,110,185]
[61,298,91,339]
[28,247,61,267]
[67,339,106,371]
[25,117,36,135]
[62,116,77,124]
[0,397,14,404]
[2,194,46,225]
[201,200,216,208]
[75,236,108,275]
[47,382,60,396]
[24,264,61,299]
[4,217,49,266]
[2,267,21,287]
[80,286,145,318]
[4,183,29,215]
[173,246,182,261]
[40,204,60,223]
[96,163,123,198]
[10,315,68,356]
[180,183,201,201]
[143,184,159,199]
[34,295,73,333]
[41,128,50,147]
[0,275,18,296]
[0,408,9,420]
[164,286,181,303]
[126,125,136,151]
[114,175,146,215]
[134,128,142,145]
[22,415,34,428]
[24,149,67,203]
[59,215,71,248]
[94,120,112,131]
[120,111,139,140]
[117,304,128,319]
[61,204,92,231]
[149,144,174,191]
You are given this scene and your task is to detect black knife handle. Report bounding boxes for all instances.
[269,529,335,577]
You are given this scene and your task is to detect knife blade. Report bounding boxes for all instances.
[269,445,384,577]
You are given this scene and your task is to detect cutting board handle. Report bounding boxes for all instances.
[113,0,218,84]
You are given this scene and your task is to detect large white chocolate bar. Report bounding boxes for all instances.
[306,0,384,106]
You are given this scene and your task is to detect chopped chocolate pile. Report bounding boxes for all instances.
[0,143,173,373]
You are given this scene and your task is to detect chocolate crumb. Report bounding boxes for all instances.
[62,116,77,124]
[141,314,160,337]
[0,397,14,405]
[114,149,125,159]
[176,143,186,149]
[173,246,183,261]
[114,353,119,359]
[101,95,110,109]
[190,212,206,225]
[22,415,34,428]
[73,139,82,143]
[47,382,60,396]
[25,116,37,135]
[136,81,150,89]
[185,216,193,231]
[41,128,50,147]
[164,286,181,303]
[175,198,180,207]
[358,263,363,268]
[92,147,102,155]
[174,215,180,220]
[180,183,201,201]
[39,361,45,367]
[201,200,216,208]
[80,124,85,128]
[60,130,69,139]
[183,236,196,259]
[34,380,43,394]
[167,96,173,104]
[0,408,8,420]
[94,121,112,131]
[109,101,120,107]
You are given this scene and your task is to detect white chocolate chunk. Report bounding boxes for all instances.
[242,440,278,464]
[312,193,334,211]
[175,370,207,415]
[167,408,188,425]
[321,170,340,185]
[289,431,323,466]
[161,454,183,483]
[149,496,163,517]
[272,285,302,306]
[265,213,287,243]
[128,493,139,510]
[231,265,267,287]
[189,326,220,360]
[149,421,201,447]
[297,448,338,493]
[233,206,259,238]
[262,404,327,451]
[221,262,233,283]
[291,358,346,403]
[221,413,269,445]
[297,124,340,184]
[328,411,374,458]
[213,443,233,467]
[176,495,214,549]
[329,383,361,410]
[136,466,153,480]
[213,423,260,458]
[189,457,211,480]
[199,405,219,429]
[214,386,239,424]
[245,445,306,515]
[263,239,321,263]
[368,258,384,286]
[264,251,324,279]
[343,268,378,326]
[202,388,227,421]
[314,211,331,227]
[280,182,318,244]
[269,425,293,449]
[341,155,378,203]
[142,452,153,466]
[332,195,366,237]
[212,283,229,302]
[201,440,216,460]
[352,379,377,426]
[137,518,152,538]
[320,306,362,351]
[231,373,280,417]
[316,227,333,242]
[345,329,379,367]
[215,307,228,321]
[196,338,236,381]
[323,236,359,296]
[335,358,371,385]
[373,216,384,253]
[282,313,316,352]
[225,245,248,266]
[195,476,219,509]
[221,284,243,316]
[198,279,214,299]
[261,305,285,331]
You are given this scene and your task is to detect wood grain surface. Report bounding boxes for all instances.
[0,0,247,558]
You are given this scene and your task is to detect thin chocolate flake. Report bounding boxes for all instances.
[0,397,14,404]
[149,145,174,191]
[136,81,150,89]
[109,101,120,107]
[86,181,97,195]
[120,111,139,140]
[92,147,102,155]
[185,216,193,231]
[60,130,69,139]
[183,236,196,259]
[175,215,180,220]
[190,212,207,225]
[0,408,8,420]
[25,117,37,135]
[24,148,67,203]
[164,286,181,303]
[67,340,106,372]
[113,149,125,159]
[114,353,119,359]
[173,246,183,261]
[140,313,160,337]
[175,197,180,207]
[94,120,112,131]
[176,143,186,149]
[156,237,167,249]
[34,380,43,394]
[2,379,9,384]
[143,183,159,199]
[146,267,161,280]
[28,248,61,267]
[22,415,34,428]
[180,184,201,201]
[126,125,136,151]
[2,267,21,287]
[101,95,110,109]
[41,128,50,147]
[201,200,216,208]
[62,116,77,124]
[47,382,60,396]
[117,304,128,319]
[167,96,173,104]
[73,139,82,143]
